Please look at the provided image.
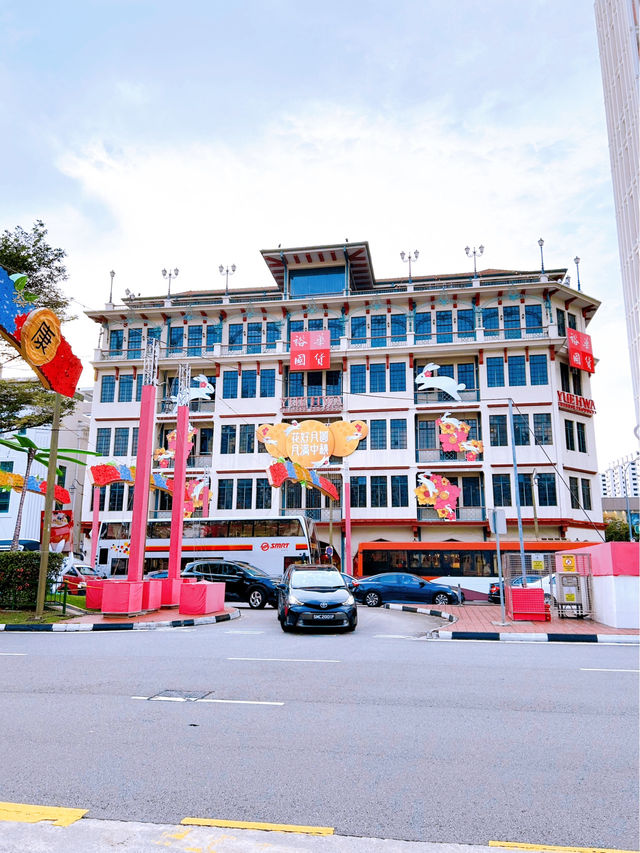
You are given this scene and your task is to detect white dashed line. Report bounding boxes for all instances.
[228,657,340,663]
[580,668,639,673]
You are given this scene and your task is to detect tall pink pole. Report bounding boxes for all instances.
[168,405,189,581]
[344,478,352,575]
[90,485,100,568]
[128,383,157,582]
[201,485,210,518]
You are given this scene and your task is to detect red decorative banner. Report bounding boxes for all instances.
[289,330,330,371]
[567,330,595,374]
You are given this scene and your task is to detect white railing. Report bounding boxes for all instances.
[281,396,343,414]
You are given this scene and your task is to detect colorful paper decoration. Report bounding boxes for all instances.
[267,460,339,501]
[0,469,70,504]
[436,412,484,461]
[414,363,466,401]
[257,419,368,467]
[169,374,214,410]
[414,473,461,521]
[153,425,198,468]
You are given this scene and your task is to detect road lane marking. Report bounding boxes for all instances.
[490,842,639,853]
[373,634,414,639]
[0,653,26,655]
[225,630,264,634]
[181,817,333,835]
[0,801,87,826]
[131,696,283,706]
[228,657,340,662]
[580,668,639,673]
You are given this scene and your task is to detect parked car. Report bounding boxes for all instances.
[340,572,359,590]
[182,559,280,608]
[488,574,556,604]
[58,565,106,594]
[276,566,357,632]
[353,573,461,607]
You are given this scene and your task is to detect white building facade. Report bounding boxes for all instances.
[83,242,604,570]
[601,454,640,497]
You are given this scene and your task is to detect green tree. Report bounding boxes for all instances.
[0,379,77,435]
[604,518,632,541]
[0,220,72,320]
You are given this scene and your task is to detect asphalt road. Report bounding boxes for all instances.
[0,605,638,849]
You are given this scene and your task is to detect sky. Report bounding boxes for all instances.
[0,0,636,466]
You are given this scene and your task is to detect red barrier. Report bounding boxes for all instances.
[178,581,225,616]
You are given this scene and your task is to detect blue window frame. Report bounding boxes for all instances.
[576,421,587,453]
[525,305,543,334]
[482,307,500,337]
[457,362,475,390]
[0,462,12,512]
[241,370,257,398]
[289,267,345,298]
[436,310,452,343]
[490,415,508,446]
[308,319,323,332]
[537,473,557,506]
[118,375,133,403]
[556,309,566,337]
[533,413,552,445]
[266,322,280,350]
[351,316,366,344]
[239,424,255,453]
[256,478,272,509]
[307,371,322,396]
[503,306,521,339]
[221,425,236,454]
[486,357,504,387]
[288,372,304,396]
[370,363,386,393]
[136,374,143,402]
[113,428,129,456]
[436,364,454,400]
[389,362,406,392]
[492,474,511,507]
[414,312,431,342]
[131,428,139,456]
[529,354,548,385]
[187,325,202,357]
[100,375,115,403]
[96,428,111,456]
[217,479,233,510]
[206,324,222,351]
[581,478,592,510]
[508,355,526,386]
[457,309,475,340]
[350,476,367,508]
[371,316,386,348]
[462,476,481,507]
[328,317,343,345]
[260,369,275,397]
[228,324,243,351]
[222,371,238,398]
[371,476,387,507]
[350,364,366,393]
[247,322,262,354]
[513,414,530,445]
[109,481,125,512]
[417,420,436,449]
[109,329,123,355]
[128,328,142,359]
[370,420,387,450]
[391,475,408,507]
[147,327,162,345]
[390,315,406,343]
[518,473,533,506]
[326,370,341,396]
[288,320,304,345]
[390,419,407,449]
[168,326,183,354]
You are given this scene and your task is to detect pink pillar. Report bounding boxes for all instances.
[201,486,210,518]
[344,479,352,575]
[168,405,189,581]
[128,383,157,583]
[90,485,101,568]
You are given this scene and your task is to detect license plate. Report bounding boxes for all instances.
[313,614,334,620]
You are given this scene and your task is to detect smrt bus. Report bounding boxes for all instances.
[96,515,319,578]
[355,540,594,601]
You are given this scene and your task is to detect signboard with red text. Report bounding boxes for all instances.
[557,390,596,416]
[289,330,330,371]
[567,330,595,374]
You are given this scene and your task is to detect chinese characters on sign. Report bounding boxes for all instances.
[257,419,368,467]
[289,330,330,371]
[567,330,595,374]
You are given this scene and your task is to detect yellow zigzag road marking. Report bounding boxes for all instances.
[0,801,87,826]
[181,817,334,835]
[490,842,640,853]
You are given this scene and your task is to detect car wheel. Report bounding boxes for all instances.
[281,621,293,632]
[248,588,267,609]
[364,591,382,607]
[433,593,449,606]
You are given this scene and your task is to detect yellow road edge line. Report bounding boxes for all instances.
[0,802,88,827]
[489,842,640,853]
[181,817,334,835]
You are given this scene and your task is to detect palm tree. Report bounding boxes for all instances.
[0,434,99,550]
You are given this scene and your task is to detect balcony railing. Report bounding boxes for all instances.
[282,395,343,414]
[280,508,339,522]
[414,389,480,405]
[153,455,213,471]
[157,399,215,415]
[417,506,486,521]
[416,448,483,463]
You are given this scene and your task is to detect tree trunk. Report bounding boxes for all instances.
[11,448,36,551]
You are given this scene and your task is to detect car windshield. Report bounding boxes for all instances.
[78,567,99,576]
[291,571,346,590]
[234,562,269,577]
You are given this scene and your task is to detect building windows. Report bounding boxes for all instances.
[370,420,387,450]
[222,371,238,399]
[351,316,366,344]
[390,315,407,343]
[391,475,408,506]
[113,428,129,456]
[503,306,521,339]
[436,310,453,343]
[328,317,343,345]
[0,461,13,512]
[247,322,262,354]
[487,357,505,387]
[533,413,552,445]
[266,321,280,350]
[136,374,143,402]
[560,362,571,392]
[371,476,387,507]
[217,479,233,510]
[457,309,475,339]
[457,362,476,390]
[96,428,111,456]
[415,312,431,342]
[370,363,386,393]
[569,477,580,508]
[536,473,557,506]
[350,476,367,508]
[284,481,302,508]
[570,367,582,396]
[236,479,252,509]
[482,307,500,337]
[256,478,272,509]
[131,428,139,456]
[390,419,407,449]
[529,354,548,385]
[326,370,341,396]
[576,422,587,453]
[518,473,533,506]
[100,375,116,403]
[221,425,236,454]
[565,420,575,451]
[389,362,406,392]
[350,364,366,394]
[417,419,436,450]
[241,370,257,398]
[288,371,304,397]
[567,313,577,330]
[556,309,566,337]
[168,326,183,354]
[513,414,530,445]
[462,476,482,506]
[109,481,125,512]
[200,427,213,455]
[260,369,275,397]
[525,304,543,334]
[239,424,255,453]
[206,324,222,350]
[128,328,142,359]
[109,329,123,355]
[508,356,526,386]
[492,474,511,506]
[228,324,243,351]
[371,315,386,347]
[187,325,202,356]
[489,415,508,446]
[118,374,134,403]
[581,478,592,510]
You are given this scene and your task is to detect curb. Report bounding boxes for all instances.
[0,609,241,633]
[383,603,456,622]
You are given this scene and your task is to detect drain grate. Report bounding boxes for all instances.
[151,689,212,701]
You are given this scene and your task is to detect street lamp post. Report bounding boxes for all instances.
[162,267,179,298]
[538,238,548,281]
[108,270,115,304]
[219,264,236,298]
[532,470,540,541]
[465,244,484,278]
[574,256,582,292]
[400,250,419,284]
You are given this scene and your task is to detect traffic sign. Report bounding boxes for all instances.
[325,545,334,558]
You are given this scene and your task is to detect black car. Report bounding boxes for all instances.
[276,567,357,632]
[353,572,461,607]
[183,560,279,608]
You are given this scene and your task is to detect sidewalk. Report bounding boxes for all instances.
[445,602,638,636]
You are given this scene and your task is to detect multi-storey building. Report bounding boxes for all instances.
[601,454,640,497]
[82,241,604,570]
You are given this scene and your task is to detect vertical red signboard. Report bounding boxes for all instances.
[567,330,595,373]
[289,330,330,371]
